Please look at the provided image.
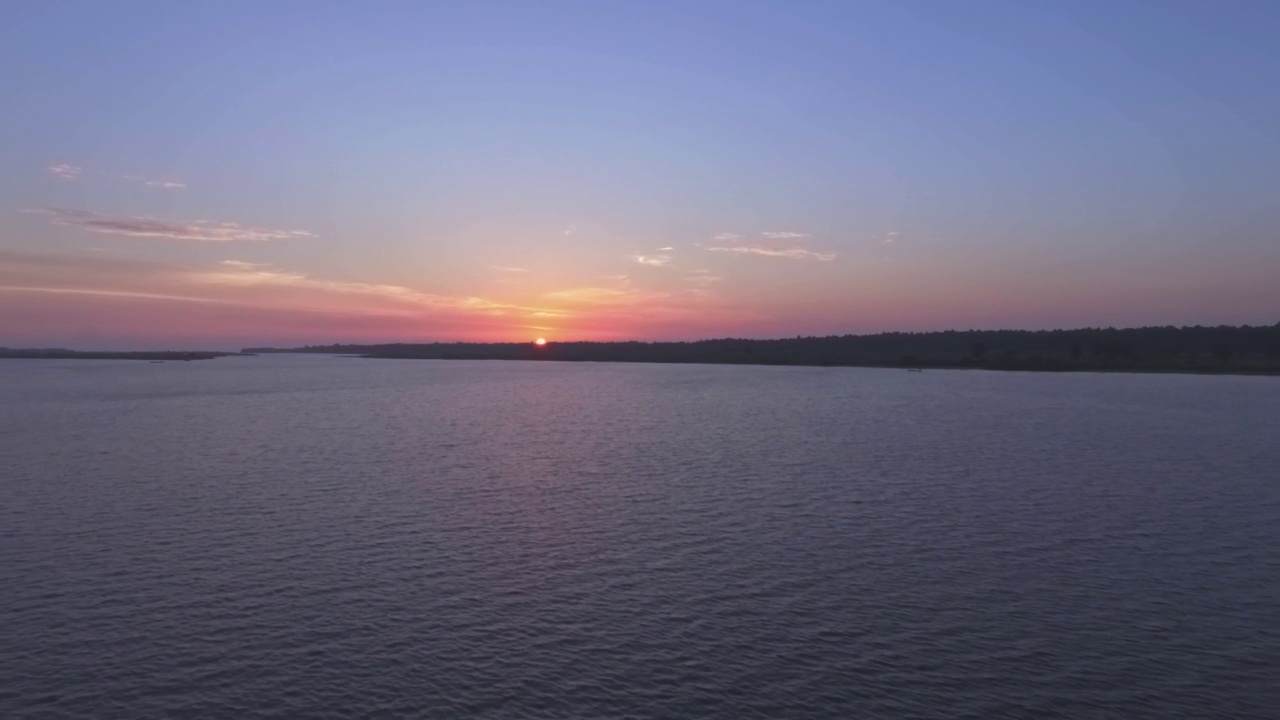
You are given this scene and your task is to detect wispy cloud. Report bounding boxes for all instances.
[539,275,729,331]
[712,232,741,241]
[543,283,703,312]
[0,250,753,343]
[543,266,726,312]
[0,251,553,317]
[686,269,723,285]
[195,263,489,310]
[197,260,584,320]
[143,179,186,190]
[0,285,256,306]
[629,253,672,267]
[708,246,836,261]
[879,231,900,245]
[48,164,82,181]
[220,260,269,270]
[544,286,646,305]
[657,246,674,251]
[703,232,835,262]
[24,207,315,242]
[491,265,530,273]
[113,172,186,189]
[0,250,596,347]
[47,162,184,188]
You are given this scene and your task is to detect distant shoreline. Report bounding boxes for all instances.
[341,353,1277,376]
[6,323,1278,375]
[0,350,243,361]
[359,354,1280,376]
[244,323,1280,376]
[3,349,1276,376]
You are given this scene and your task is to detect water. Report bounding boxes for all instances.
[2,355,1277,719]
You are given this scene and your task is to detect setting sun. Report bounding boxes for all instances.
[534,338,547,346]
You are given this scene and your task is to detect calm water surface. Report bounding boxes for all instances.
[2,356,1277,719]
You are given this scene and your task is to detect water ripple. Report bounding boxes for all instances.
[2,356,1277,718]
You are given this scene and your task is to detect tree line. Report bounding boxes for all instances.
[245,323,1280,373]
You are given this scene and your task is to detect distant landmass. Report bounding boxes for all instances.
[0,349,241,361]
[245,323,1280,375]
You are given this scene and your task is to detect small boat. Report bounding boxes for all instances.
[906,368,923,372]
[149,360,164,364]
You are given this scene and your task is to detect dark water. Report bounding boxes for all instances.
[2,356,1277,719]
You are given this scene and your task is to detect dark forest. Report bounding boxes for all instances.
[247,323,1280,374]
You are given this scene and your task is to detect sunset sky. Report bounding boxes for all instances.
[3,1,1278,349]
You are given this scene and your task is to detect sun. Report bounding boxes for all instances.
[534,337,547,346]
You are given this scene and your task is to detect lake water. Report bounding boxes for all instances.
[2,355,1277,719]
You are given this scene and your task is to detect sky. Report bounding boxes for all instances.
[2,0,1279,349]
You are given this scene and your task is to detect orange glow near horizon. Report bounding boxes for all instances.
[4,243,1280,350]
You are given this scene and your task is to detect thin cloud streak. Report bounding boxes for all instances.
[543,270,724,320]
[190,262,548,317]
[24,208,316,242]
[0,285,254,306]
[686,269,723,284]
[708,246,836,261]
[48,163,184,188]
[491,265,530,273]
[544,286,646,305]
[541,286,713,319]
[704,232,835,262]
[114,172,187,189]
[0,250,743,344]
[0,250,563,325]
[629,253,672,267]
[48,164,82,181]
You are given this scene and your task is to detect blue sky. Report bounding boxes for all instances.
[2,1,1278,347]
